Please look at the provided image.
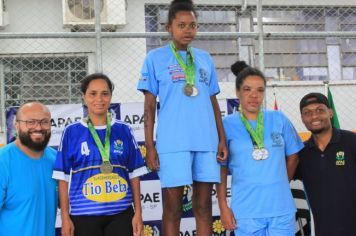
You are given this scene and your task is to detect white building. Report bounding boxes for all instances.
[1,0,356,144]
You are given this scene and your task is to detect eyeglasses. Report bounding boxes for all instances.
[176,22,199,30]
[16,119,51,129]
[301,108,328,117]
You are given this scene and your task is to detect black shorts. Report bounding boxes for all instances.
[70,206,134,236]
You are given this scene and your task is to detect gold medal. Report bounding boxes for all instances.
[183,84,193,96]
[100,161,113,174]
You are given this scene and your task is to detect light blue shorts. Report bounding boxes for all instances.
[235,213,296,236]
[158,151,220,188]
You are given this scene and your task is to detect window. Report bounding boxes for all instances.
[145,4,356,81]
[257,6,356,81]
[1,55,88,107]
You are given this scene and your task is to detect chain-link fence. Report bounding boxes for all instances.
[1,0,356,139]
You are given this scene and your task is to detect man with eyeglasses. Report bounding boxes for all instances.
[0,102,57,236]
[296,92,356,236]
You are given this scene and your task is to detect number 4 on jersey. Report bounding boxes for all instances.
[81,141,90,156]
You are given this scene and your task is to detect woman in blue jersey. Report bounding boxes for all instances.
[217,61,303,236]
[53,73,147,236]
[137,0,227,235]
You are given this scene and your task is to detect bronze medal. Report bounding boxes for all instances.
[100,161,113,174]
[183,84,193,96]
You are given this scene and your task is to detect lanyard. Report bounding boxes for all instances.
[240,110,265,149]
[87,113,111,163]
[169,42,195,86]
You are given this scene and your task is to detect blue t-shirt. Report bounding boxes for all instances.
[0,142,57,236]
[223,110,304,218]
[52,119,148,216]
[137,44,219,153]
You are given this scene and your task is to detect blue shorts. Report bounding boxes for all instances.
[235,213,295,236]
[158,151,220,188]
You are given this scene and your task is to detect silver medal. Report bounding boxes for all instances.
[252,148,269,161]
[252,149,262,160]
[260,148,269,160]
[191,86,199,96]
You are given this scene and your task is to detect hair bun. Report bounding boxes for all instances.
[171,0,193,4]
[231,61,249,76]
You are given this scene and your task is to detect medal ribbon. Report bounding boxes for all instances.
[169,42,195,86]
[240,110,265,149]
[87,113,111,163]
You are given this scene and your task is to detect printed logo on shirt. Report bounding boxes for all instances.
[335,151,345,166]
[82,173,128,202]
[169,64,186,82]
[113,139,124,154]
[199,68,209,85]
[140,72,149,81]
[271,132,283,147]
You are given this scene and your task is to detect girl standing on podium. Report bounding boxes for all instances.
[137,0,227,235]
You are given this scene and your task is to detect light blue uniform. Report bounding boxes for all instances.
[137,44,219,154]
[223,110,303,235]
[0,142,57,236]
[137,45,221,186]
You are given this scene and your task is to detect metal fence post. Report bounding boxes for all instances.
[256,0,266,108]
[95,0,103,73]
[0,63,6,138]
[257,0,265,73]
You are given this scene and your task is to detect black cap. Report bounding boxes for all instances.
[300,92,330,112]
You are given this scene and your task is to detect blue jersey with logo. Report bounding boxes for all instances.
[223,110,304,218]
[0,143,57,236]
[53,119,147,216]
[137,45,219,154]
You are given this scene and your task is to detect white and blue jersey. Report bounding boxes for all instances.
[137,44,219,154]
[52,119,147,216]
[223,110,304,219]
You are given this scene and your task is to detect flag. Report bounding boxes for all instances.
[273,98,278,110]
[327,87,340,128]
[272,86,278,110]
